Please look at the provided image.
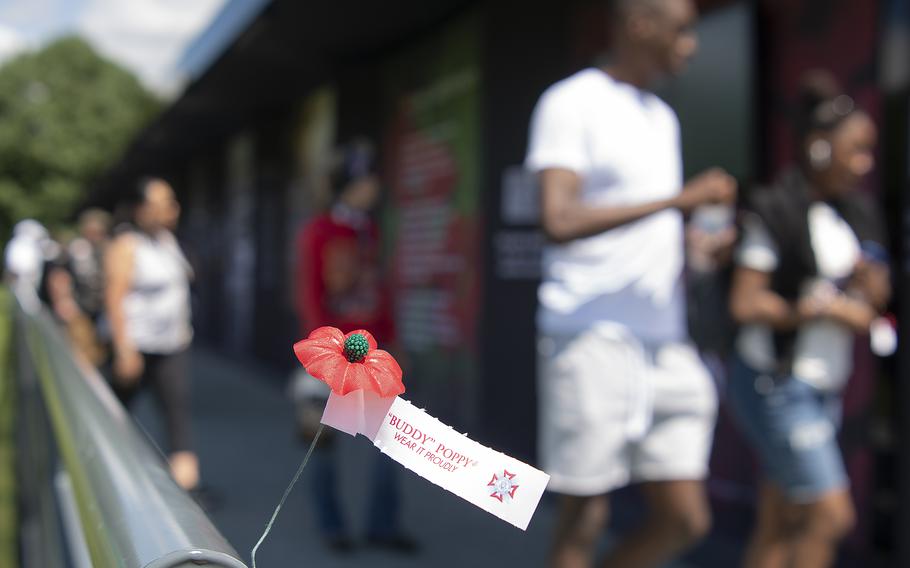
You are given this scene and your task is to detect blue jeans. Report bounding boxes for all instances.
[310,444,401,539]
[726,355,847,502]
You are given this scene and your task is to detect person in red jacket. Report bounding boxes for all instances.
[292,138,414,553]
[295,143,394,346]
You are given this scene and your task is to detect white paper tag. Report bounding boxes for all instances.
[370,397,549,530]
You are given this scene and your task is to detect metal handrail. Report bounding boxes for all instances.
[14,292,248,568]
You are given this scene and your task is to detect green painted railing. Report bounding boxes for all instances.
[0,290,17,568]
[12,290,248,568]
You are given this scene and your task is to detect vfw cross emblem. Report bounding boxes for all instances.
[488,470,519,503]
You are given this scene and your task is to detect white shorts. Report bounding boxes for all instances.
[538,327,717,495]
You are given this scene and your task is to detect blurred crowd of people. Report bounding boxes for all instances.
[1,0,899,566]
[2,148,418,555]
[3,179,201,496]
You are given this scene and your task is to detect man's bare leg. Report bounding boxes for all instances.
[599,480,710,568]
[550,494,610,568]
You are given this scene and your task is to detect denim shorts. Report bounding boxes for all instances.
[726,355,847,502]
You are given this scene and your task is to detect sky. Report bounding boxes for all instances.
[0,0,228,96]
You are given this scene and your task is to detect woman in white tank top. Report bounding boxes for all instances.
[105,178,199,492]
[121,228,193,354]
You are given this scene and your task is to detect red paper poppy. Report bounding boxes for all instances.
[293,327,405,397]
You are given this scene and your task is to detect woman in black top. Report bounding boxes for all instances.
[727,72,890,568]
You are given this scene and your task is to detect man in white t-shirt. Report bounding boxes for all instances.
[525,1,736,566]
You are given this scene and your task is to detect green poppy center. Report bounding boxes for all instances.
[343,334,370,362]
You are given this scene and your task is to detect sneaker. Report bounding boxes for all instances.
[325,535,356,554]
[365,534,419,554]
[188,484,223,513]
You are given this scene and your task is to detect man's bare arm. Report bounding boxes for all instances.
[539,167,736,244]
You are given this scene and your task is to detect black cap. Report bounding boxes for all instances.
[330,138,376,198]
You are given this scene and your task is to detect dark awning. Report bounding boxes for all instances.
[91,0,473,203]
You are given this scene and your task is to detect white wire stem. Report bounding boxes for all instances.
[251,423,325,568]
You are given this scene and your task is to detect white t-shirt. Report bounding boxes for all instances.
[4,237,44,291]
[735,203,861,391]
[525,68,686,342]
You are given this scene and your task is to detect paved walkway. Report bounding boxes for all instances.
[132,349,727,567]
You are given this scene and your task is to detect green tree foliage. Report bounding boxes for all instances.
[0,36,159,238]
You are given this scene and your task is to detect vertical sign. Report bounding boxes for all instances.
[383,14,482,424]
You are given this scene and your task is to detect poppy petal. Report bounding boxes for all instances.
[363,349,405,396]
[345,329,377,351]
[307,326,346,348]
[338,361,373,395]
[293,337,341,368]
[303,350,350,392]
